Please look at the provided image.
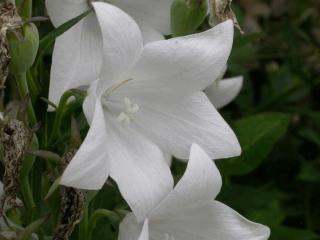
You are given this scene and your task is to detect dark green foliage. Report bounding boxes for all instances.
[217,112,291,176]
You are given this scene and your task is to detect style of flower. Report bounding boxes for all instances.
[59,2,241,220]
[45,0,171,105]
[119,143,270,240]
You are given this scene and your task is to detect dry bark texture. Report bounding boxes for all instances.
[0,2,21,89]
[209,0,243,33]
[53,149,86,240]
[0,119,33,212]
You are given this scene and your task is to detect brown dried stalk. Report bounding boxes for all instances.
[0,1,21,89]
[209,0,243,33]
[0,119,33,212]
[53,149,86,240]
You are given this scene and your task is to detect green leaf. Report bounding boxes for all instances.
[217,113,291,176]
[298,160,320,182]
[27,149,61,164]
[247,202,286,227]
[38,10,91,56]
[298,129,320,147]
[171,0,208,36]
[44,177,62,200]
[17,215,50,240]
[219,184,288,216]
[32,10,91,76]
[89,209,121,232]
[270,226,319,240]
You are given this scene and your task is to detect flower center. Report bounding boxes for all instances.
[116,97,139,125]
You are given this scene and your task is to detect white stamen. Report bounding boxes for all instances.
[117,97,140,125]
[164,233,175,240]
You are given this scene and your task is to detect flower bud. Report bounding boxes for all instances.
[7,23,39,74]
[171,0,208,37]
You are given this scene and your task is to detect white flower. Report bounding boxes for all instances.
[45,0,171,105]
[60,2,240,220]
[119,143,270,240]
[205,76,243,109]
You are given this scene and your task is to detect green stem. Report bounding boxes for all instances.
[20,135,39,222]
[15,72,37,127]
[20,176,36,211]
[20,0,32,20]
[49,90,86,144]
[27,70,40,101]
[79,203,89,240]
[88,209,122,240]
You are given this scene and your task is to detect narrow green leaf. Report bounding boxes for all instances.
[17,215,50,240]
[217,113,291,176]
[32,10,91,77]
[45,177,61,200]
[20,135,38,179]
[27,149,61,163]
[38,10,91,56]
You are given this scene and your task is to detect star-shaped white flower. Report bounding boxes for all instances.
[45,0,171,105]
[60,3,241,220]
[119,144,270,240]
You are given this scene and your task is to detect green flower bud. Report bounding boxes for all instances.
[171,0,208,37]
[7,23,39,74]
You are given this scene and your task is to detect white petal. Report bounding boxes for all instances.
[119,213,144,240]
[139,22,165,45]
[128,92,240,160]
[48,13,103,105]
[149,144,222,220]
[82,80,99,124]
[150,201,270,240]
[106,118,174,221]
[45,0,88,27]
[205,76,244,109]
[127,20,234,99]
[60,100,110,190]
[92,2,143,95]
[164,152,172,167]
[111,0,172,34]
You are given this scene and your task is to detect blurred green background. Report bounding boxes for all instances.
[215,0,320,239]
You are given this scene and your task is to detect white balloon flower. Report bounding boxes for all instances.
[119,144,270,240]
[45,0,172,105]
[59,3,241,220]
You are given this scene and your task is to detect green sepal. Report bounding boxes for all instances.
[8,23,39,74]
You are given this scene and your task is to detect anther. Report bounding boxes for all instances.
[116,97,140,125]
